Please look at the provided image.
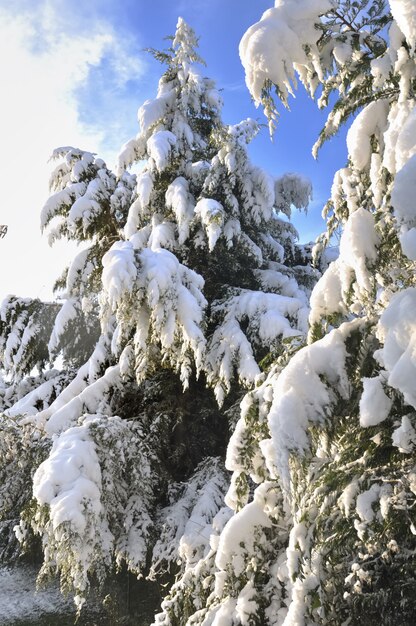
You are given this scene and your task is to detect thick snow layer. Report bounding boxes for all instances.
[339,207,379,293]
[102,241,137,306]
[208,598,238,626]
[44,365,120,435]
[391,153,416,259]
[355,484,381,523]
[165,176,194,245]
[147,220,176,250]
[102,242,207,386]
[34,419,104,534]
[147,130,176,171]
[390,0,416,50]
[399,227,416,260]
[36,362,90,426]
[333,41,353,65]
[391,153,416,223]
[285,521,320,626]
[235,581,259,626]
[370,153,384,209]
[392,414,416,453]
[359,376,392,427]
[139,90,175,135]
[256,267,306,300]
[371,53,393,89]
[32,415,118,610]
[240,0,331,107]
[383,101,416,175]
[68,195,101,233]
[5,371,64,417]
[309,260,345,325]
[266,322,354,489]
[215,500,271,576]
[376,287,416,409]
[136,170,154,211]
[40,184,86,230]
[338,480,360,518]
[117,137,143,174]
[346,100,388,171]
[194,198,225,251]
[309,209,378,324]
[125,171,154,239]
[35,334,109,430]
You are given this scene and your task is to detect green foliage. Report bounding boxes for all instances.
[157,4,416,625]
[0,416,51,563]
[258,1,392,150]
[0,297,59,380]
[0,17,319,624]
[281,316,416,624]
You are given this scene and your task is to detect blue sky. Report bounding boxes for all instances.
[0,0,347,301]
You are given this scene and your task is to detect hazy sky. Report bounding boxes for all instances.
[0,0,347,302]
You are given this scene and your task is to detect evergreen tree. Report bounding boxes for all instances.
[157,2,416,625]
[0,18,315,618]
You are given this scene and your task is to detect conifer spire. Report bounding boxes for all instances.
[0,18,315,619]
[172,17,205,70]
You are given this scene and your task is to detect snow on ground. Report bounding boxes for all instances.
[0,565,73,624]
[0,564,160,625]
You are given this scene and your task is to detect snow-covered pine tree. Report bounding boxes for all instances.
[155,2,416,625]
[0,18,316,618]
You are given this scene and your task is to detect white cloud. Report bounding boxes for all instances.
[0,3,145,302]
